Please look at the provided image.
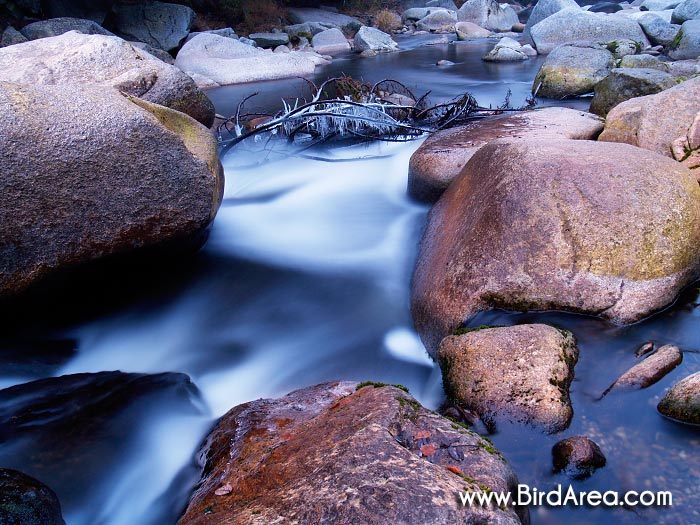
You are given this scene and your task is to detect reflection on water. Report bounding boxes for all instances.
[0,37,696,525]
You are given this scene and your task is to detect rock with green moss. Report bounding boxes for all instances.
[411,138,700,355]
[439,324,578,433]
[0,81,223,297]
[618,53,670,72]
[669,19,700,59]
[590,67,677,116]
[0,31,214,126]
[533,44,615,98]
[0,469,65,525]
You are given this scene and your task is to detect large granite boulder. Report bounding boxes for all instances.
[287,8,363,34]
[0,469,65,525]
[658,372,700,424]
[590,67,677,116]
[20,17,114,40]
[529,8,650,53]
[0,32,214,126]
[669,19,700,59]
[532,44,615,98]
[672,0,700,23]
[458,0,520,31]
[311,27,351,54]
[0,82,223,296]
[599,76,700,158]
[411,138,700,355]
[178,382,527,525]
[353,26,399,52]
[175,33,327,85]
[638,12,682,46]
[523,0,580,43]
[439,324,578,433]
[455,20,493,38]
[408,107,604,202]
[109,0,195,51]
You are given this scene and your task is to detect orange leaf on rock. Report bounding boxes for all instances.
[414,430,431,440]
[420,444,437,456]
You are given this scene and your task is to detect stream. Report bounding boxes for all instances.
[0,36,698,525]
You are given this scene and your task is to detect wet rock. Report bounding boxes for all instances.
[0,82,223,296]
[20,17,114,40]
[0,31,214,126]
[619,52,671,71]
[523,0,580,43]
[249,32,290,48]
[604,345,683,395]
[178,381,527,525]
[455,20,493,39]
[658,372,700,424]
[0,372,201,511]
[458,0,520,32]
[311,27,350,54]
[408,107,603,202]
[599,76,700,158]
[411,138,700,355]
[552,437,606,478]
[590,67,677,116]
[439,325,578,433]
[533,44,615,98]
[416,10,458,31]
[109,1,194,51]
[175,33,327,86]
[638,12,682,46]
[669,19,700,59]
[287,8,362,34]
[672,0,700,23]
[353,26,399,52]
[0,469,65,525]
[529,8,650,54]
[0,26,27,47]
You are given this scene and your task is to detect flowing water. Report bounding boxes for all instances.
[0,36,698,525]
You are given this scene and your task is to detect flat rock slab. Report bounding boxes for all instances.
[439,325,578,433]
[603,344,683,395]
[408,107,604,203]
[178,381,527,525]
[658,372,700,424]
[411,138,700,355]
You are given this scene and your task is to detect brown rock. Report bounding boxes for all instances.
[0,82,223,297]
[0,469,65,525]
[407,107,604,202]
[178,382,527,525]
[658,372,700,425]
[439,324,578,433]
[411,138,700,355]
[603,344,683,396]
[599,76,700,160]
[552,436,606,479]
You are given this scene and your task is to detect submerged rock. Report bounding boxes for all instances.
[0,469,65,525]
[599,76,700,158]
[109,0,195,51]
[533,44,615,98]
[552,437,606,479]
[603,345,683,395]
[0,26,27,47]
[658,372,700,424]
[439,324,578,433]
[407,107,604,203]
[0,82,223,296]
[411,138,700,355]
[178,381,527,525]
[0,31,214,126]
[590,67,677,116]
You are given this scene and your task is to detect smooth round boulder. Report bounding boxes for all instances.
[0,82,223,297]
[407,107,604,203]
[590,67,677,116]
[0,31,214,126]
[411,138,700,355]
[552,437,606,479]
[455,20,493,39]
[658,372,700,424]
[353,26,399,52]
[0,469,65,525]
[533,44,615,98]
[523,0,580,43]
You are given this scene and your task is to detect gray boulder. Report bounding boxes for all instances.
[287,8,362,34]
[403,7,448,21]
[590,67,677,115]
[311,28,351,54]
[20,17,114,40]
[249,32,290,49]
[109,1,195,51]
[0,26,28,47]
[640,0,681,9]
[353,26,399,52]
[458,0,520,32]
[530,8,650,53]
[658,372,700,424]
[285,22,334,36]
[0,32,214,126]
[672,0,700,23]
[638,13,682,46]
[483,37,529,60]
[533,44,616,97]
[0,469,65,525]
[415,10,458,31]
[619,52,671,71]
[455,20,493,38]
[0,82,223,297]
[669,19,700,59]
[524,0,580,43]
